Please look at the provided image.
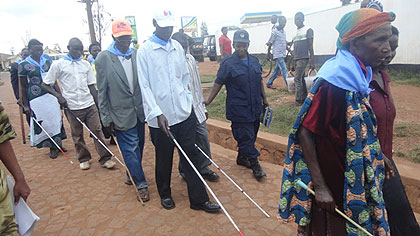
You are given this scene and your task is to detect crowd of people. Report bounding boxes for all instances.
[1,1,420,235]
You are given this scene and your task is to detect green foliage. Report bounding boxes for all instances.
[200,75,216,84]
[395,123,420,137]
[388,70,420,87]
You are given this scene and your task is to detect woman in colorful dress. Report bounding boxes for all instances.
[19,39,66,159]
[278,9,396,236]
[369,26,420,236]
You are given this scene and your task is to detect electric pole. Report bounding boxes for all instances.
[78,0,97,43]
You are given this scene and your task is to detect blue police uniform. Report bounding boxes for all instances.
[215,52,263,159]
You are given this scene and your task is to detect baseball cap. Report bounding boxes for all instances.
[112,19,134,38]
[233,30,250,43]
[154,10,176,27]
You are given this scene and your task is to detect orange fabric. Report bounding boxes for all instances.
[112,19,134,38]
[341,9,395,44]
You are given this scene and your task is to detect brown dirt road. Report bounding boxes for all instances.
[0,72,296,235]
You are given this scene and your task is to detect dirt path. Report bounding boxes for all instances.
[0,72,296,235]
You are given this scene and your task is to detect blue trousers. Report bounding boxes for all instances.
[114,121,148,189]
[231,119,260,159]
[266,57,288,87]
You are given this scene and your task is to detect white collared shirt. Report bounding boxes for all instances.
[186,54,207,124]
[44,58,96,110]
[137,39,192,128]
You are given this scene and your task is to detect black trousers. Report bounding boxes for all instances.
[150,112,209,205]
[383,158,420,236]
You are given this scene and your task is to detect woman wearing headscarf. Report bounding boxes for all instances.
[369,26,420,236]
[19,39,67,159]
[278,9,395,236]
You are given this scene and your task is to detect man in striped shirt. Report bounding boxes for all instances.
[171,32,220,182]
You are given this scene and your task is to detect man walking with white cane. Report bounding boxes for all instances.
[137,10,220,213]
[42,37,116,171]
[96,19,150,202]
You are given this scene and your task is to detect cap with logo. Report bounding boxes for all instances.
[154,10,176,27]
[233,30,250,43]
[112,19,134,38]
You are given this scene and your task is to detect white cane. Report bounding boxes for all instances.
[195,144,270,218]
[65,108,144,205]
[168,131,244,236]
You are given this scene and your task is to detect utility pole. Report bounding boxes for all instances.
[78,0,97,43]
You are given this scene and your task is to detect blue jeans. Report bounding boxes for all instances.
[114,121,148,189]
[266,57,288,87]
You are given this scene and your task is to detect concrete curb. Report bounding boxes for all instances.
[206,118,420,214]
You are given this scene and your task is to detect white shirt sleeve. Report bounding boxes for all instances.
[43,61,59,85]
[86,64,96,85]
[136,47,163,123]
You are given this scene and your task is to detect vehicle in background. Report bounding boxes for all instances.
[203,35,217,61]
[190,37,204,62]
[49,53,66,61]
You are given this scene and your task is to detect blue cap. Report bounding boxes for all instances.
[233,30,250,43]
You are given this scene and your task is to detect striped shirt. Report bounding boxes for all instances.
[269,28,287,59]
[186,54,207,124]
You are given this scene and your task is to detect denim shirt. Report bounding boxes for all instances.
[215,53,263,122]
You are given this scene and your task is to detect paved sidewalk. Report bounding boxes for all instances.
[0,72,297,235]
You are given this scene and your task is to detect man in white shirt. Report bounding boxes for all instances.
[137,10,220,213]
[42,38,116,171]
[171,32,219,182]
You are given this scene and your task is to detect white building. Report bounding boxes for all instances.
[215,0,420,65]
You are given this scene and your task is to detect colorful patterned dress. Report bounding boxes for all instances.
[278,78,390,236]
[18,56,66,149]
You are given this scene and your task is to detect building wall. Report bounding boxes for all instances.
[235,1,420,65]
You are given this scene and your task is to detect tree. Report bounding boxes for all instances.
[21,30,31,47]
[81,0,113,46]
[92,0,113,46]
[78,0,97,44]
[201,22,208,37]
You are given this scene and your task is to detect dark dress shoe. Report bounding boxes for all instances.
[50,148,58,159]
[60,146,68,152]
[249,158,267,181]
[190,201,221,213]
[161,197,175,210]
[236,153,252,169]
[202,170,219,182]
[124,180,133,185]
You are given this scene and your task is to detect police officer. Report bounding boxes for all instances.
[205,29,268,181]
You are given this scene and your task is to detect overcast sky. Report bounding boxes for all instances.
[0,0,342,54]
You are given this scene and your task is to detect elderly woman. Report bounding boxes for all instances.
[369,27,420,235]
[278,9,395,236]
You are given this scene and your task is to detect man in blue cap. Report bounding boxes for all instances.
[205,29,268,181]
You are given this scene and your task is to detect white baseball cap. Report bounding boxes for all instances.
[154,10,176,27]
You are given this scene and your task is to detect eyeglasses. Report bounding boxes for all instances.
[115,38,133,44]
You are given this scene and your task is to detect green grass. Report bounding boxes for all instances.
[206,86,300,136]
[200,75,216,83]
[395,123,420,137]
[395,146,420,163]
[388,70,420,87]
[206,87,228,122]
[260,103,300,136]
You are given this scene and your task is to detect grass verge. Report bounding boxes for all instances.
[206,86,300,136]
[388,70,420,87]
